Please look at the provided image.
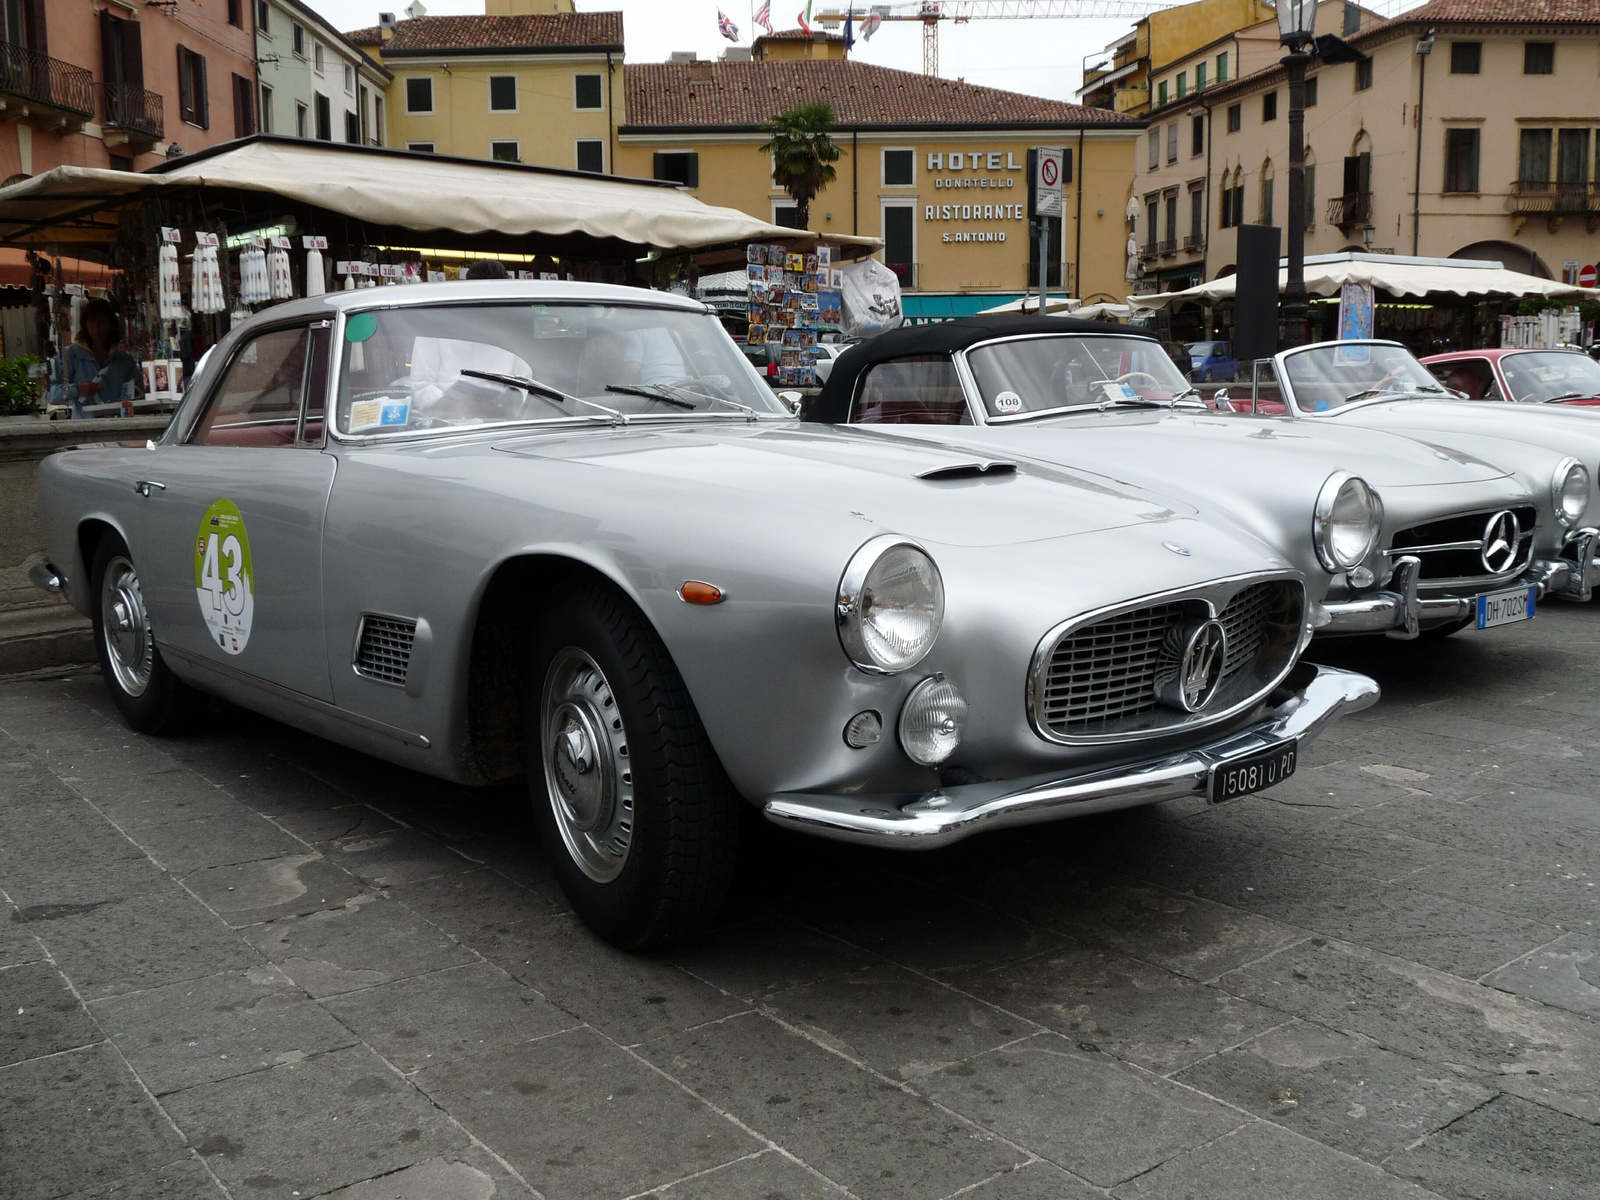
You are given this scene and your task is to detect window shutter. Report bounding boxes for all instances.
[233,73,254,137]
[194,53,208,128]
[22,0,47,56]
[684,152,699,188]
[1342,155,1360,195]
[100,12,121,84]
[652,151,666,181]
[122,18,143,87]
[1062,148,1073,184]
[177,47,193,123]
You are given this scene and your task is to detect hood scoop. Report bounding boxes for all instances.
[916,459,1018,482]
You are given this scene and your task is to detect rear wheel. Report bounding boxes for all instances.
[90,533,195,734]
[524,579,740,949]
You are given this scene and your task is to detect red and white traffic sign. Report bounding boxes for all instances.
[1034,147,1064,218]
[1579,263,1597,288]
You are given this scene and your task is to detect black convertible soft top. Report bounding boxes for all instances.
[806,315,1156,424]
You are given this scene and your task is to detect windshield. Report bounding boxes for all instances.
[1188,342,1217,357]
[334,302,784,436]
[966,335,1193,419]
[1282,343,1450,413]
[1500,351,1600,402]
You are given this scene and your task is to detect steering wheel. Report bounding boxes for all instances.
[1114,371,1162,387]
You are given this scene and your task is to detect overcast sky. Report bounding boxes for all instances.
[312,0,1430,103]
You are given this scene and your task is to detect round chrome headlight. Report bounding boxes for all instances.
[836,536,944,674]
[898,674,968,767]
[1313,472,1382,572]
[1551,457,1589,529]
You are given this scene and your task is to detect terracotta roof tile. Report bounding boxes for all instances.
[349,12,624,55]
[345,25,382,46]
[1391,0,1600,18]
[758,27,846,42]
[623,60,1136,129]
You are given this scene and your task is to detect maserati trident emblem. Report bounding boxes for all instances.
[1157,620,1228,713]
[1480,510,1520,575]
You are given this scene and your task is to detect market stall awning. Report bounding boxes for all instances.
[0,136,880,263]
[1128,252,1600,311]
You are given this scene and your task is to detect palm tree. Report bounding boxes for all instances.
[760,102,841,230]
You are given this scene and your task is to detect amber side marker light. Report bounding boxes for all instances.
[679,581,725,605]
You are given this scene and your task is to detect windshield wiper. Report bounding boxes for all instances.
[609,380,759,420]
[1545,391,1587,402]
[605,384,696,410]
[460,369,625,424]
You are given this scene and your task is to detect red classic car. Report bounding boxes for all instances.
[1421,348,1600,407]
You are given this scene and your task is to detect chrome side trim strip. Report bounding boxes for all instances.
[159,642,432,749]
[764,664,1379,849]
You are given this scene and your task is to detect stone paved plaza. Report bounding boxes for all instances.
[2,609,1599,1200]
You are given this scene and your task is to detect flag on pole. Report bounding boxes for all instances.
[796,7,812,35]
[718,9,739,40]
[754,1,773,35]
[843,7,855,49]
[859,12,882,40]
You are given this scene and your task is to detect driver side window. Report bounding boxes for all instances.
[192,325,325,447]
[854,355,971,425]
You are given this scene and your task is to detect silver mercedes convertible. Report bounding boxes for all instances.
[32,283,1377,947]
[808,319,1582,640]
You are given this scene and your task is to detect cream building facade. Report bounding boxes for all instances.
[258,0,390,146]
[1136,0,1600,299]
[347,2,622,173]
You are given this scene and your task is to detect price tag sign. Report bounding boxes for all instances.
[302,235,329,250]
[249,234,265,249]
[335,261,351,275]
[63,283,86,297]
[379,264,398,278]
[270,236,292,249]
[193,231,220,247]
[160,227,182,244]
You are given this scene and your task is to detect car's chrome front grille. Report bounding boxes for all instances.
[1389,505,1537,584]
[354,614,416,686]
[1032,578,1304,743]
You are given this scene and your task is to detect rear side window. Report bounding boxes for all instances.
[853,356,970,425]
[192,325,325,446]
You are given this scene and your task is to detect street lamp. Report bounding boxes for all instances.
[1278,0,1318,346]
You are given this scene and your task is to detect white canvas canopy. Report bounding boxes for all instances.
[0,136,880,260]
[978,296,1135,321]
[1129,252,1600,311]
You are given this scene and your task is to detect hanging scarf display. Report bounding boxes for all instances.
[190,242,226,315]
[157,243,183,320]
[238,244,270,305]
[268,243,294,300]
[305,247,326,297]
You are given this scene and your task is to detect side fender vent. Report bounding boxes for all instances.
[354,614,417,686]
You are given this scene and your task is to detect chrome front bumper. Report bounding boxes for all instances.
[28,561,66,598]
[1317,536,1598,639]
[762,663,1378,849]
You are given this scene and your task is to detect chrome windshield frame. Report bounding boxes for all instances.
[952,331,1193,426]
[1271,339,1456,418]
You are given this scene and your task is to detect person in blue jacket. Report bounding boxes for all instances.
[48,299,140,418]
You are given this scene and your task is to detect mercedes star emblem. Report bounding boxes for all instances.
[1480,510,1520,575]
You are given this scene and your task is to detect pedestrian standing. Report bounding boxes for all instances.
[48,299,141,418]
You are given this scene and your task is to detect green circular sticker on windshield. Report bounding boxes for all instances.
[194,499,255,655]
[345,312,377,342]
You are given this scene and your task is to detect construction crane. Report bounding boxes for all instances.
[814,2,1180,77]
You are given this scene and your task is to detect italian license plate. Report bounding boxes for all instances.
[1209,740,1298,804]
[1476,586,1536,630]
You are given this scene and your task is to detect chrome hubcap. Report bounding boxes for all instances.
[540,648,633,882]
[100,556,153,697]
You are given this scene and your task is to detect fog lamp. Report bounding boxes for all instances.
[843,710,883,749]
[898,674,968,767]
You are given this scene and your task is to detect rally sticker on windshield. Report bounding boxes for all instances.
[1101,381,1141,404]
[194,499,254,655]
[994,390,1024,414]
[349,399,410,431]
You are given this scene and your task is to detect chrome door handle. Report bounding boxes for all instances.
[133,480,166,497]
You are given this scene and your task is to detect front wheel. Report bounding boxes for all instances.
[90,533,196,734]
[524,579,740,949]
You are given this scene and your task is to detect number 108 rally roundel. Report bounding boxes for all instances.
[194,499,254,655]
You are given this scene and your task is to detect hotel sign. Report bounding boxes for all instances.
[923,148,1034,242]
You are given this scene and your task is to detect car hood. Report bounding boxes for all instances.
[413,421,1204,549]
[1319,399,1600,465]
[888,408,1511,490]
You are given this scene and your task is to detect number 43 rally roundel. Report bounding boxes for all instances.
[194,499,255,655]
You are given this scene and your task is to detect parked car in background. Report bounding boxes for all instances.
[807,317,1557,640]
[1227,340,1600,632]
[812,341,852,385]
[1188,340,1238,382]
[1422,347,1600,407]
[31,283,1378,948]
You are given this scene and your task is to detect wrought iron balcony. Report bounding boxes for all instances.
[1327,191,1372,230]
[0,40,93,121]
[1507,179,1600,215]
[1157,238,1178,256]
[100,83,163,142]
[1182,234,1203,251]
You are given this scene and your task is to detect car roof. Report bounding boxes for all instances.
[805,315,1152,424]
[1422,348,1587,364]
[261,279,709,325]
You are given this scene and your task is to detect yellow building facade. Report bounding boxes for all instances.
[348,5,623,173]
